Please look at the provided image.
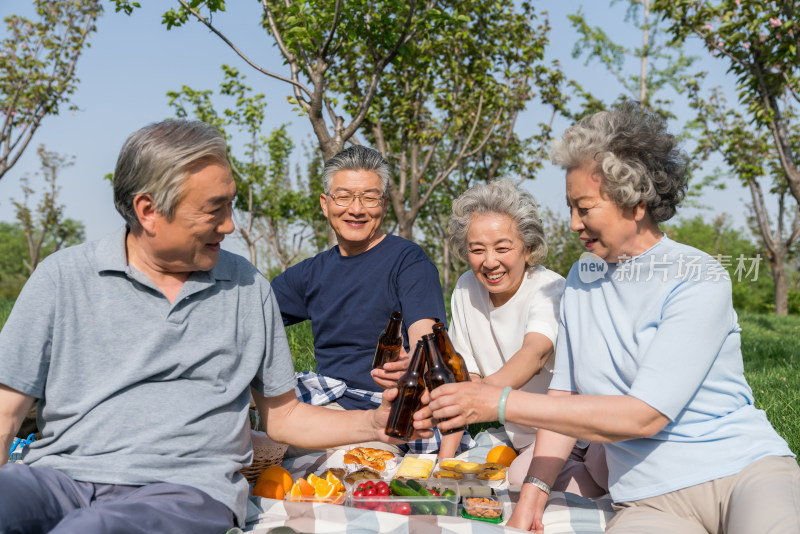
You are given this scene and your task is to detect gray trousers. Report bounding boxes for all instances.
[0,463,234,534]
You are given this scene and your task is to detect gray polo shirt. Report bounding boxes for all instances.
[0,227,297,525]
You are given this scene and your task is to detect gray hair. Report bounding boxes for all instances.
[449,179,548,268]
[113,119,229,230]
[322,145,390,194]
[550,101,688,223]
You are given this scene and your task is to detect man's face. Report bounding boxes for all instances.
[320,169,387,256]
[150,162,236,272]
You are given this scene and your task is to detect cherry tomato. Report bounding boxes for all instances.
[376,486,390,497]
[375,481,389,492]
[364,488,376,497]
[353,490,365,498]
[394,502,412,515]
[429,489,440,496]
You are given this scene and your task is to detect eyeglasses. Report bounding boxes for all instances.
[327,191,384,208]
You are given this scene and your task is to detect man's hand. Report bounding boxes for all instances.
[374,387,433,443]
[371,349,411,389]
[506,482,549,533]
[0,385,35,467]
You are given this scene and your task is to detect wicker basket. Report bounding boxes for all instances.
[240,430,289,484]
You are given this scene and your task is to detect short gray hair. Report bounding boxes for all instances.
[113,120,229,230]
[449,179,547,268]
[550,101,688,223]
[322,145,390,194]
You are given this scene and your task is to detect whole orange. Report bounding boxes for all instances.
[252,479,285,500]
[486,445,517,467]
[256,466,293,494]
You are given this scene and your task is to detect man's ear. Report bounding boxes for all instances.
[320,192,329,219]
[132,193,158,234]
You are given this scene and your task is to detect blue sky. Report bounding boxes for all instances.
[0,1,750,258]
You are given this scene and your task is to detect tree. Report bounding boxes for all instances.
[654,0,800,207]
[569,0,698,117]
[10,145,85,276]
[358,1,567,243]
[168,66,319,271]
[686,84,800,315]
[115,0,438,246]
[0,0,102,182]
[540,207,586,279]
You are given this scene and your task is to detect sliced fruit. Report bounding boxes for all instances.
[289,477,315,499]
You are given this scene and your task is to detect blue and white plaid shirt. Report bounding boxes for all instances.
[294,371,476,454]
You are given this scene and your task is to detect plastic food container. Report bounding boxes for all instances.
[284,493,346,505]
[461,495,503,522]
[346,480,459,516]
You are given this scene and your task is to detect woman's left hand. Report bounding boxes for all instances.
[422,381,505,432]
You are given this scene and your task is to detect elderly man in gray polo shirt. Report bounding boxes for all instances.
[0,120,432,534]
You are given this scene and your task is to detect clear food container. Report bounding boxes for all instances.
[346,479,459,516]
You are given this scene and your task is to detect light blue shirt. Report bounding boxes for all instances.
[0,228,297,525]
[551,236,793,502]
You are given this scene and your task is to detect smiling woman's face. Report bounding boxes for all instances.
[466,212,528,307]
[566,164,656,263]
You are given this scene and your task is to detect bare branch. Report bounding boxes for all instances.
[320,0,343,57]
[177,0,313,101]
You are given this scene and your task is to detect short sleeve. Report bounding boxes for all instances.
[270,261,310,326]
[524,274,565,345]
[252,284,298,397]
[0,263,57,398]
[395,250,447,328]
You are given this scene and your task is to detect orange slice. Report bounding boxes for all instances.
[325,471,345,493]
[289,477,315,499]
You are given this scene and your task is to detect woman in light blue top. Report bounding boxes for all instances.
[427,102,799,534]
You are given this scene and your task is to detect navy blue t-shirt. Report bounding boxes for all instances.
[271,234,447,410]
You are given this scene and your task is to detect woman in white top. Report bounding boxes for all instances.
[443,179,608,496]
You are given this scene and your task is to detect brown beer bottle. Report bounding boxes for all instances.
[422,333,462,436]
[432,322,470,382]
[372,311,404,369]
[385,340,427,440]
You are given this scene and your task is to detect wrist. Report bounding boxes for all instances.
[523,475,551,496]
[497,386,512,425]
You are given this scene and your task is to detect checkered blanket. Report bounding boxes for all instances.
[236,489,613,534]
[234,429,615,534]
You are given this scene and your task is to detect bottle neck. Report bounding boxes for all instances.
[406,341,426,377]
[423,334,445,370]
[386,312,403,341]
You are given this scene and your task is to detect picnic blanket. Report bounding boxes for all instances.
[235,429,615,533]
[237,490,614,534]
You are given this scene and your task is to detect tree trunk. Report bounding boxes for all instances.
[771,252,789,316]
[442,236,451,295]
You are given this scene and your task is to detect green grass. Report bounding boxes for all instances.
[0,299,13,329]
[738,311,800,456]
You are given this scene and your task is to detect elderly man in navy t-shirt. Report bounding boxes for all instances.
[272,146,456,455]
